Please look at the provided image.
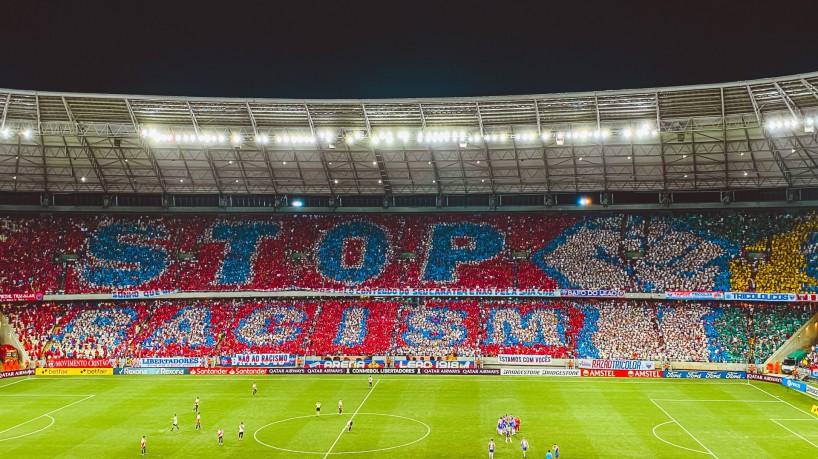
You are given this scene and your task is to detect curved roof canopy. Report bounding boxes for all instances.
[2,72,818,195]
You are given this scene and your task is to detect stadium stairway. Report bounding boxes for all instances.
[765,307,818,367]
[0,313,31,366]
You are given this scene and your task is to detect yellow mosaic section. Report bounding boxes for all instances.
[730,217,818,293]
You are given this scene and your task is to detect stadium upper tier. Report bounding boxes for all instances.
[2,72,818,195]
[2,211,818,295]
[1,299,812,363]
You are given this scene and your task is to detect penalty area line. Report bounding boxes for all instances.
[0,377,31,389]
[322,379,380,458]
[0,394,95,437]
[650,399,718,459]
[771,419,818,450]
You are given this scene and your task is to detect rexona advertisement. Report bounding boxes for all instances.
[497,355,552,365]
[36,368,113,376]
[581,369,662,378]
[114,368,189,375]
[662,371,746,379]
[577,359,655,371]
[393,360,476,369]
[500,368,580,377]
[232,354,295,367]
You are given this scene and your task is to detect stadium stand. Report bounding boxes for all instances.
[2,299,812,363]
[1,211,818,294]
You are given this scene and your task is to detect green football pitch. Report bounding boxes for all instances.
[2,375,818,458]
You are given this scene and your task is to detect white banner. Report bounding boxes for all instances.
[498,354,553,365]
[133,357,204,368]
[233,353,294,367]
[501,368,580,377]
[577,359,655,370]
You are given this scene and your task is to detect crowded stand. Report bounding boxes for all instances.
[49,302,149,359]
[480,300,579,358]
[307,300,399,355]
[133,301,233,357]
[218,301,317,356]
[394,300,482,357]
[0,217,62,294]
[0,298,815,364]
[1,211,818,294]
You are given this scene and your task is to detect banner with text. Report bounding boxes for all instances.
[36,368,113,376]
[134,357,204,368]
[307,360,385,369]
[577,359,655,370]
[501,368,580,377]
[112,289,176,299]
[233,354,295,367]
[724,292,797,302]
[0,369,34,379]
[0,293,42,302]
[46,358,112,368]
[748,373,783,383]
[782,378,808,393]
[420,368,501,375]
[663,370,746,380]
[114,368,189,375]
[394,360,476,369]
[497,354,552,366]
[665,291,724,300]
[581,369,662,378]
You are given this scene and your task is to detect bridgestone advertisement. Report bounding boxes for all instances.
[501,368,581,377]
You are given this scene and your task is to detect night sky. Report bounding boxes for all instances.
[4,1,817,99]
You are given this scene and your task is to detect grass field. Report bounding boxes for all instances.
[2,375,818,458]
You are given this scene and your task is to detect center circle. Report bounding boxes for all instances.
[254,412,431,455]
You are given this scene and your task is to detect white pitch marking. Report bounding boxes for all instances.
[0,415,54,443]
[254,412,431,455]
[0,377,30,389]
[0,394,94,437]
[748,382,818,418]
[651,421,709,455]
[771,419,818,450]
[652,399,780,403]
[650,399,718,458]
[322,379,380,459]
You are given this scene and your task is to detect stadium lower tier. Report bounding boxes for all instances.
[2,211,818,295]
[1,299,813,363]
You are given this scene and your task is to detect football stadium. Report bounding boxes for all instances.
[3,70,818,459]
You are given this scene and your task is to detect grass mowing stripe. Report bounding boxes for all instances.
[650,399,718,459]
[322,379,380,458]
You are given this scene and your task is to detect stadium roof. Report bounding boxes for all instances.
[2,71,818,196]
